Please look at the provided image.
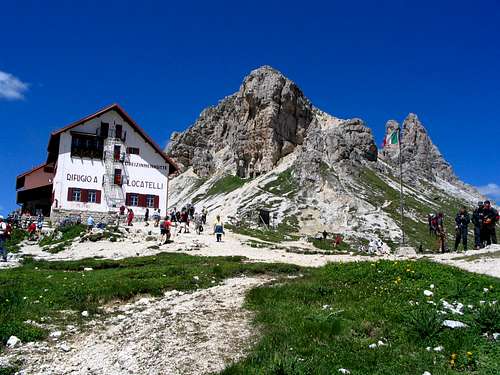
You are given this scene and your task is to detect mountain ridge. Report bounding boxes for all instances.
[165,65,485,252]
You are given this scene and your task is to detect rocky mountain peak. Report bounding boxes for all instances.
[380,113,457,183]
[166,65,314,178]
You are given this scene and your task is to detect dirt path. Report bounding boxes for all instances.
[5,277,268,375]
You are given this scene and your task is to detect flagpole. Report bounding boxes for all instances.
[397,127,405,245]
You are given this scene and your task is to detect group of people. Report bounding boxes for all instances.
[428,200,498,252]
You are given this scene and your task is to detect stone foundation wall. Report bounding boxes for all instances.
[50,208,146,225]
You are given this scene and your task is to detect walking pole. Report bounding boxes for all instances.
[397,127,405,246]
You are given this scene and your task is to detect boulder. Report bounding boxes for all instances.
[6,335,21,348]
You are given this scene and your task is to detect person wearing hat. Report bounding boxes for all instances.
[472,201,485,249]
[482,200,498,246]
[0,215,7,261]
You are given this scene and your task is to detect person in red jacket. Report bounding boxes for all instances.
[127,209,134,226]
[27,221,37,241]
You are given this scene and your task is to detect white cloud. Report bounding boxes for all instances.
[0,70,29,100]
[477,183,500,201]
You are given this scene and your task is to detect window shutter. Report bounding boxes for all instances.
[153,195,159,209]
[96,190,101,204]
[81,189,89,203]
[67,188,73,201]
[138,194,147,207]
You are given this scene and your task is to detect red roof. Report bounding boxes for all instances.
[47,103,179,173]
[17,162,51,179]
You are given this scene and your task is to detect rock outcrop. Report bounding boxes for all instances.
[380,114,457,183]
[166,66,314,178]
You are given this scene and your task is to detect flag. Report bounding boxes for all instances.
[383,129,399,147]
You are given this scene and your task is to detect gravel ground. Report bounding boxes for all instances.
[3,276,269,375]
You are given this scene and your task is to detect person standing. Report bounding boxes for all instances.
[436,212,447,253]
[213,215,224,242]
[454,207,470,251]
[159,215,172,245]
[87,215,95,232]
[127,209,134,226]
[144,208,149,225]
[482,200,499,245]
[0,216,8,262]
[472,202,485,249]
[201,207,208,225]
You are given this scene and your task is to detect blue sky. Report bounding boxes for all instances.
[1,0,499,214]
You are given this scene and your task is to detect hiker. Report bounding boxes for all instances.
[429,214,438,237]
[159,215,172,245]
[175,209,181,223]
[194,213,203,235]
[0,216,7,262]
[472,202,485,249]
[144,208,149,225]
[27,221,37,241]
[454,207,470,251]
[213,215,224,242]
[188,205,195,220]
[322,230,328,240]
[170,208,177,227]
[334,234,342,248]
[482,200,498,246]
[153,209,161,227]
[201,207,208,225]
[127,209,134,226]
[179,208,189,233]
[119,205,126,216]
[436,212,447,253]
[36,213,44,234]
[87,215,95,232]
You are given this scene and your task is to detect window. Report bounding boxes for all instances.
[114,169,122,185]
[115,124,122,139]
[129,194,139,206]
[72,188,81,202]
[100,122,109,138]
[88,190,97,203]
[71,133,103,159]
[146,195,155,208]
[114,145,121,161]
[126,147,140,155]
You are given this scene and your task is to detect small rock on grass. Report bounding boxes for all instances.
[338,369,351,374]
[6,335,21,348]
[81,310,89,317]
[442,320,468,329]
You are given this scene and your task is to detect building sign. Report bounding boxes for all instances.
[124,161,169,171]
[126,179,164,190]
[67,174,98,183]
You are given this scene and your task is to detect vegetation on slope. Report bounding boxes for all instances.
[222,260,500,375]
[358,168,471,251]
[207,175,248,196]
[262,169,298,197]
[226,216,300,243]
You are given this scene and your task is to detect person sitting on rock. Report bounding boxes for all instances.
[454,207,470,252]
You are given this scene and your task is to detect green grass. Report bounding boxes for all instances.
[39,223,87,248]
[0,253,300,347]
[262,169,298,196]
[226,216,300,243]
[221,260,500,375]
[207,175,248,196]
[310,238,351,252]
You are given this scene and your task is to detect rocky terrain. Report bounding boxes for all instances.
[166,66,486,251]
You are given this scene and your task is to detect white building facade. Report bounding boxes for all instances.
[16,104,178,221]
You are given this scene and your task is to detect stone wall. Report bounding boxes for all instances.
[50,208,146,225]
